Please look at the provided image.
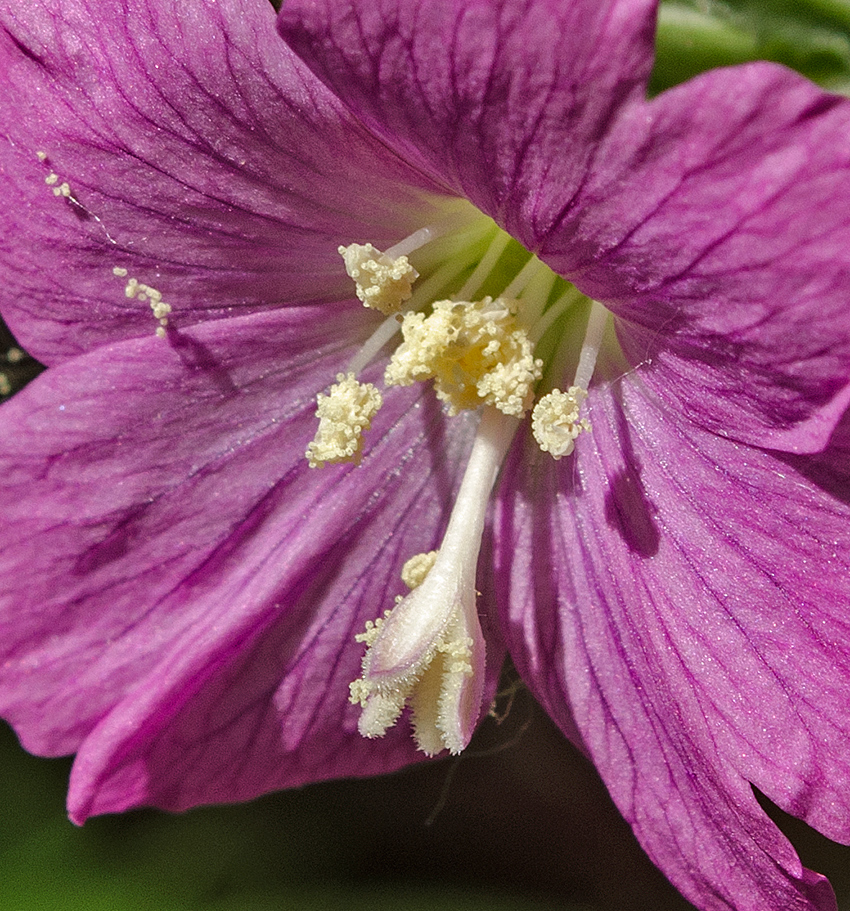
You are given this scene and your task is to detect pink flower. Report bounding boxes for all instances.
[2,1,850,908]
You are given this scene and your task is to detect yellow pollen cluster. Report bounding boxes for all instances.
[115,268,173,338]
[401,550,439,589]
[408,630,475,755]
[384,297,543,417]
[1,347,27,397]
[339,242,419,314]
[45,172,72,198]
[36,155,74,199]
[353,611,391,649]
[306,372,383,468]
[531,386,591,459]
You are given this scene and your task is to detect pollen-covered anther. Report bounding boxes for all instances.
[385,297,542,417]
[339,242,419,315]
[531,386,591,459]
[306,372,383,468]
[401,550,438,589]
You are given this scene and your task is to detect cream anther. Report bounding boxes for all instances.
[531,387,590,459]
[306,372,382,468]
[401,551,439,589]
[531,300,610,459]
[339,242,419,314]
[385,297,542,417]
[350,407,519,755]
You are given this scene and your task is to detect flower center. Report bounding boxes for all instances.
[309,200,610,755]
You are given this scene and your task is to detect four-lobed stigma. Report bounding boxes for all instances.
[308,202,610,757]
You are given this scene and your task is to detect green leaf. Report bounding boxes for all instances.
[652,0,850,93]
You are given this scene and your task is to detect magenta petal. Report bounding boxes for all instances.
[549,65,850,454]
[0,306,502,818]
[495,371,850,910]
[278,0,850,454]
[2,0,848,904]
[0,304,372,755]
[278,0,657,236]
[0,0,443,363]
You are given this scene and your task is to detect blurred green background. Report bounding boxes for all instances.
[651,0,850,94]
[3,1,850,909]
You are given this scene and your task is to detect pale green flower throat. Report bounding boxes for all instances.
[307,200,609,757]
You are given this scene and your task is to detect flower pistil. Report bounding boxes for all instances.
[311,202,610,754]
[349,406,518,755]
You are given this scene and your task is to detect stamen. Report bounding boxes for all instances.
[401,551,439,590]
[573,299,609,390]
[340,208,486,316]
[531,387,590,459]
[500,254,546,301]
[384,206,480,259]
[306,373,382,468]
[339,243,419,315]
[528,286,581,345]
[385,298,542,417]
[531,299,610,457]
[454,229,511,301]
[513,261,558,332]
[346,315,404,377]
[350,407,519,755]
[406,253,478,312]
[345,220,497,378]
